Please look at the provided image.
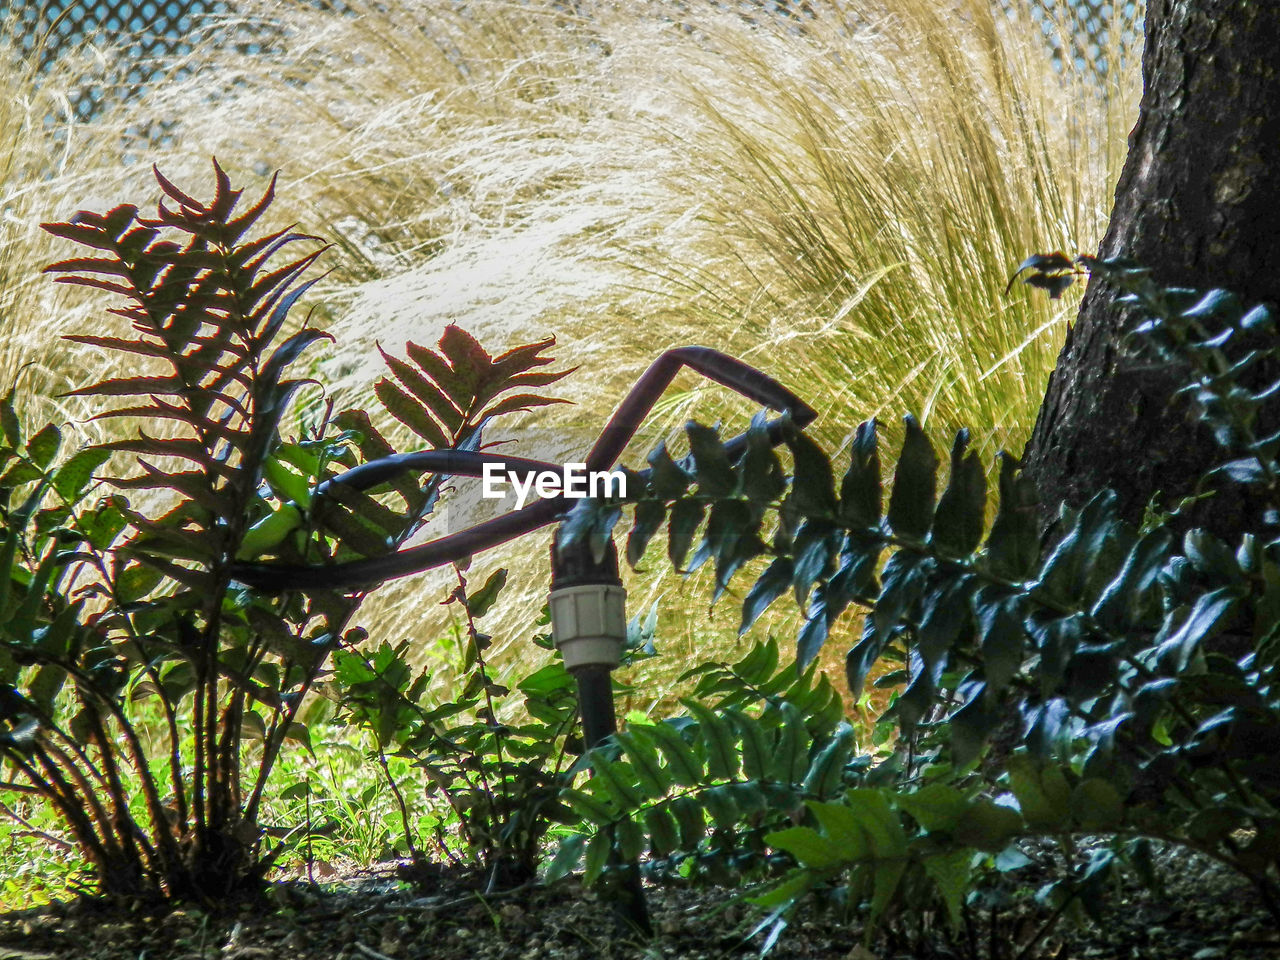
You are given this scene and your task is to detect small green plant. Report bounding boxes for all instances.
[549,636,852,889]
[332,568,581,889]
[562,256,1280,951]
[334,572,669,890]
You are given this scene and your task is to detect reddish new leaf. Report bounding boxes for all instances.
[373,378,450,448]
[477,393,572,421]
[377,344,464,433]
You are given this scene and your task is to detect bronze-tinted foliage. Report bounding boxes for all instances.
[43,160,332,576]
[291,329,574,567]
[375,326,573,449]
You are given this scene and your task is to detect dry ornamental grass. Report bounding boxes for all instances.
[0,0,1141,806]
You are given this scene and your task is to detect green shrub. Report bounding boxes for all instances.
[0,163,571,902]
[332,570,585,890]
[561,257,1280,948]
[550,636,851,890]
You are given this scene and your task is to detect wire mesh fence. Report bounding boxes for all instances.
[4,0,1142,121]
[5,1,218,118]
[1016,0,1144,73]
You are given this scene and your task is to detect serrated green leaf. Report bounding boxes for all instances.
[984,453,1039,580]
[0,460,42,488]
[886,415,937,540]
[732,637,780,684]
[583,830,612,887]
[790,521,836,609]
[807,801,869,860]
[667,498,704,571]
[973,587,1025,694]
[626,498,666,567]
[870,859,908,927]
[838,419,881,527]
[646,441,691,499]
[669,795,706,848]
[616,815,645,862]
[53,447,111,503]
[24,424,60,470]
[897,782,969,833]
[644,807,680,858]
[614,730,670,798]
[635,721,702,786]
[591,754,643,809]
[843,789,907,857]
[748,869,816,911]
[786,427,837,516]
[683,699,739,780]
[766,826,843,870]
[564,787,614,824]
[465,568,508,619]
[685,422,735,497]
[800,724,855,799]
[931,429,986,557]
[0,393,20,447]
[728,708,773,781]
[924,849,971,928]
[545,834,587,884]
[769,702,809,784]
[702,784,740,828]
[740,412,787,504]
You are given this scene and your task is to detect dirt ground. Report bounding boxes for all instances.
[2,850,1278,960]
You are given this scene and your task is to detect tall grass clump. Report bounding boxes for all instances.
[0,12,166,427]
[611,0,1141,456]
[5,0,1141,678]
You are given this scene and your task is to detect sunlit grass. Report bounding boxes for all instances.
[0,0,1142,901]
[0,705,425,910]
[2,0,1143,671]
[61,0,1136,667]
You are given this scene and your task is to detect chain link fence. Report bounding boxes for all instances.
[5,1,221,118]
[5,1,1142,120]
[1018,1,1144,73]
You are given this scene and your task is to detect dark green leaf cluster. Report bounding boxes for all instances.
[552,638,858,888]
[574,256,1280,941]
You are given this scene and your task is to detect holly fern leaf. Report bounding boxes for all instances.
[374,325,575,448]
[41,160,332,580]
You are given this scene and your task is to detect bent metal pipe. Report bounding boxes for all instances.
[229,346,817,591]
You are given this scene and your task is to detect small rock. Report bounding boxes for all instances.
[160,909,196,933]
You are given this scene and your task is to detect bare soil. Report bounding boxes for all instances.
[1,850,1278,960]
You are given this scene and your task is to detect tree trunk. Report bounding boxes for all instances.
[1022,1,1280,535]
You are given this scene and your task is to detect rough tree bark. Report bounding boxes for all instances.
[1022,1,1280,535]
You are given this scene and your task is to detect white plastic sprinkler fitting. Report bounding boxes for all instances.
[549,582,627,670]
